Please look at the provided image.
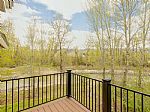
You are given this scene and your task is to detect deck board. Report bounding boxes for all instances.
[26,97,91,112]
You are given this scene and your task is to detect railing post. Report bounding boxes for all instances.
[102,79,111,112]
[67,70,72,98]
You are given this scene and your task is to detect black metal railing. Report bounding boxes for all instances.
[1,70,150,112]
[71,73,103,112]
[70,72,150,112]
[110,84,150,112]
[1,72,68,112]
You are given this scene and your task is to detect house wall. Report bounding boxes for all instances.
[0,0,14,48]
[0,0,14,12]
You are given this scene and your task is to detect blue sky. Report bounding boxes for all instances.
[1,0,92,48]
[71,12,89,31]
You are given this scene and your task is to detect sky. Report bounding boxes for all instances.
[0,0,92,49]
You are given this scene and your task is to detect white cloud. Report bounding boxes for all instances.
[0,1,91,48]
[33,0,87,19]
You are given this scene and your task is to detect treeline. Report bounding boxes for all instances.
[86,0,150,87]
[0,16,149,72]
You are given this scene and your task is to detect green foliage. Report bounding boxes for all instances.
[0,49,15,67]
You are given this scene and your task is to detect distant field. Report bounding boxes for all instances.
[0,65,150,94]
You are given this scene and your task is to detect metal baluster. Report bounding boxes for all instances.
[75,74,76,99]
[127,90,128,112]
[18,79,19,111]
[92,79,93,112]
[79,76,80,102]
[81,76,83,104]
[12,80,14,112]
[99,82,100,112]
[72,74,74,97]
[57,74,58,98]
[6,81,7,112]
[86,78,88,107]
[60,73,62,97]
[141,94,143,112]
[115,86,117,112]
[38,76,39,105]
[33,77,35,106]
[66,73,67,96]
[77,74,78,100]
[120,88,122,112]
[63,73,64,96]
[95,80,96,112]
[28,78,30,108]
[23,79,25,109]
[42,76,43,103]
[53,75,55,100]
[89,79,90,110]
[84,77,85,105]
[50,75,51,101]
[46,75,48,102]
[134,92,135,112]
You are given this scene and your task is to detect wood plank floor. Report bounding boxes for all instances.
[26,97,91,112]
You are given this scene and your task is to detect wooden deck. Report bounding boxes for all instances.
[27,97,91,112]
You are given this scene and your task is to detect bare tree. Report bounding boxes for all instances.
[51,15,70,72]
[47,33,59,66]
[137,0,150,88]
[115,0,140,86]
[26,17,37,75]
[87,0,106,78]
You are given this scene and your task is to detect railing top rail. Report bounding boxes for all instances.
[110,83,150,97]
[0,72,67,82]
[72,72,103,82]
[72,72,150,97]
